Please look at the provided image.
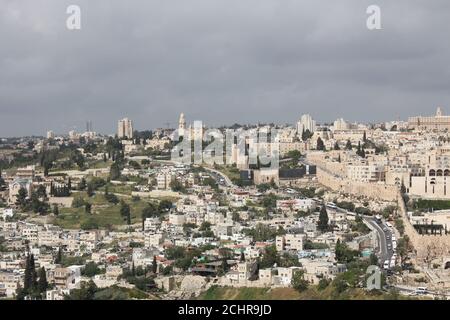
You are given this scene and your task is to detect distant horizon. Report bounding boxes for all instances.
[2,1,450,136]
[0,110,421,139]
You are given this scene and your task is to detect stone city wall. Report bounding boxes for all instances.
[397,193,450,263]
[316,167,398,202]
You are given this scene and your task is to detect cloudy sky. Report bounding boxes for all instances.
[1,0,450,136]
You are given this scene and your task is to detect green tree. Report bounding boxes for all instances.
[356,141,366,158]
[345,139,352,150]
[334,141,340,150]
[79,178,86,190]
[16,187,28,209]
[24,254,38,295]
[199,221,212,231]
[158,199,172,212]
[55,247,63,264]
[82,262,103,277]
[318,205,329,232]
[36,185,47,199]
[152,256,157,274]
[369,253,378,266]
[52,204,59,216]
[120,201,131,224]
[291,270,309,292]
[37,267,48,294]
[316,137,325,151]
[64,280,98,300]
[397,236,410,265]
[110,163,121,180]
[87,183,94,197]
[286,150,301,162]
[334,239,359,264]
[318,278,331,291]
[170,179,185,193]
[302,129,312,141]
[259,245,279,269]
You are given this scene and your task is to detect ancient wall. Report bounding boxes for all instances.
[397,193,450,263]
[316,167,398,201]
[318,166,450,262]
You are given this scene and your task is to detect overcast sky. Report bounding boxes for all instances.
[1,0,450,137]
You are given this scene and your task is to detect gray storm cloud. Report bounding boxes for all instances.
[1,0,450,136]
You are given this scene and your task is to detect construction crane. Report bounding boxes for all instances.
[164,122,173,129]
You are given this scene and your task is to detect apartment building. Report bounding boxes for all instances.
[117,118,134,139]
[275,234,305,252]
[346,163,385,183]
[0,271,21,297]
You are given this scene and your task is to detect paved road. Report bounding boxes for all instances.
[334,205,394,268]
[364,218,390,262]
[364,217,395,268]
[390,285,450,299]
[203,167,234,187]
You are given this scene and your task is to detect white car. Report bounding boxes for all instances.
[390,258,396,268]
[383,260,390,270]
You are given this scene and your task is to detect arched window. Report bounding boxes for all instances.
[437,169,443,176]
[429,169,436,176]
[444,169,450,176]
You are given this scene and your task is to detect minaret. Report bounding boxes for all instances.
[436,107,443,117]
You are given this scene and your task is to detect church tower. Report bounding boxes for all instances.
[178,113,186,137]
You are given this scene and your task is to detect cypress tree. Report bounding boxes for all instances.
[152,256,157,274]
[345,139,352,150]
[29,254,38,290]
[23,255,32,293]
[55,247,63,264]
[79,178,86,190]
[334,141,340,150]
[316,137,325,151]
[318,205,329,232]
[38,267,48,293]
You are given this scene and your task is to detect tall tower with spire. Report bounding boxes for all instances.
[178,113,186,137]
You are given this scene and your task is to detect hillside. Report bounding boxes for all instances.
[198,285,415,300]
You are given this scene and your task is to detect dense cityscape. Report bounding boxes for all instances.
[1,108,450,300]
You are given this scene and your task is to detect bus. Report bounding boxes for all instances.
[326,202,338,209]
[415,287,428,295]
